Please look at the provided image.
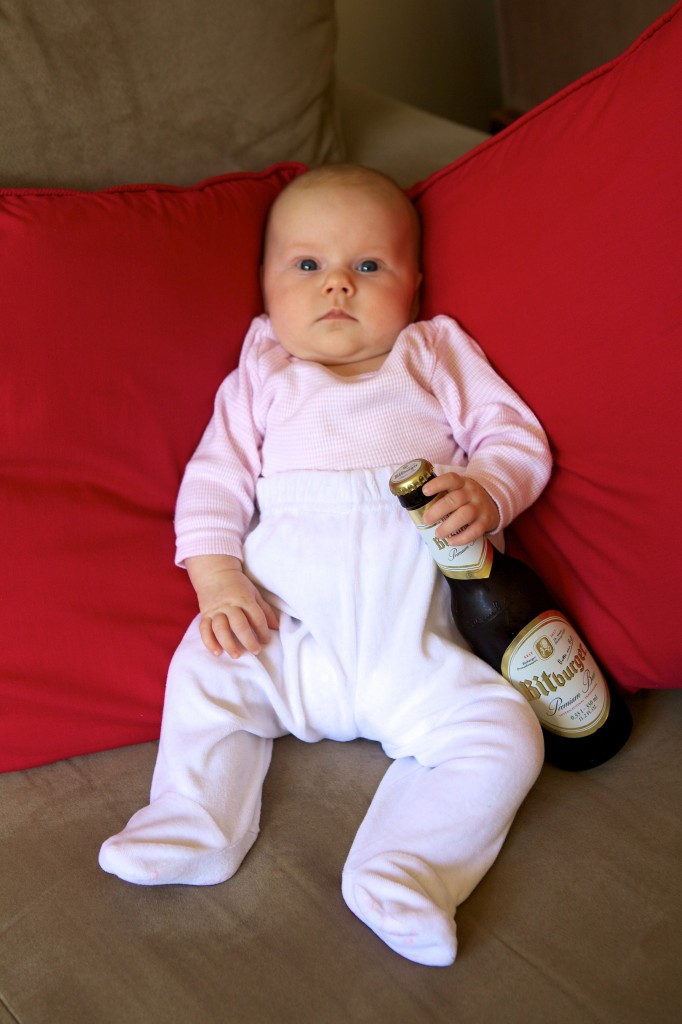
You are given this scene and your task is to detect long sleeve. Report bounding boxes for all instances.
[427,316,552,530]
[174,320,266,565]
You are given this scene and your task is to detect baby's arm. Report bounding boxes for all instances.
[426,317,552,539]
[420,472,499,547]
[185,554,279,659]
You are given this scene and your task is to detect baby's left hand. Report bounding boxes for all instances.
[421,471,499,546]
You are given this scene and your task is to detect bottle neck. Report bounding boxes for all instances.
[396,486,432,512]
[390,462,495,581]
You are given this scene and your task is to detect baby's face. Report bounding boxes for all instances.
[261,182,422,376]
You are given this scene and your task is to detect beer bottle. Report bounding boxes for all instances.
[389,459,631,771]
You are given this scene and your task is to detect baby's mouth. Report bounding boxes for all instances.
[320,308,354,320]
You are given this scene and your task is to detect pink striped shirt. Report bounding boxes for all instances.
[175,314,551,564]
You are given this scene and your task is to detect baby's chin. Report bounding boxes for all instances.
[323,350,391,377]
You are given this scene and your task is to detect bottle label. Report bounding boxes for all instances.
[408,505,493,579]
[501,611,611,737]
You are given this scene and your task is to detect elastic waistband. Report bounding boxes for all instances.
[255,466,400,513]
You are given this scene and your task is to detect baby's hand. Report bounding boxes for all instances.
[421,471,499,547]
[185,555,279,658]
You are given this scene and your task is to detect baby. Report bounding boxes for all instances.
[100,164,552,967]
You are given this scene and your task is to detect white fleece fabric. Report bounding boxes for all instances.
[101,468,545,967]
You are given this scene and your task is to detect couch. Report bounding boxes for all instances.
[2,2,681,1021]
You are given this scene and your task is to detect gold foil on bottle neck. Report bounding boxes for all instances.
[389,459,435,497]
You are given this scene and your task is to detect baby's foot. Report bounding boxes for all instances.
[342,858,457,967]
[99,792,257,886]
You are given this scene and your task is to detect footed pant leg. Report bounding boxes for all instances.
[99,618,285,886]
[342,681,543,966]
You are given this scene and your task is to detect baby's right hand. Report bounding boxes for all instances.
[184,555,280,658]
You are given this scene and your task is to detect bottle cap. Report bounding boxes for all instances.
[389,459,435,497]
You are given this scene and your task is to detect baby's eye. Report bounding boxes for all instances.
[357,259,380,273]
[298,258,319,271]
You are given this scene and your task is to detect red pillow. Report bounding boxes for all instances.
[1,165,304,771]
[411,3,682,694]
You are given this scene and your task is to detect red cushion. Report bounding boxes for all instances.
[410,3,682,694]
[1,166,303,771]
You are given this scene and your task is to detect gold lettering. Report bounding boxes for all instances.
[539,672,557,694]
[515,645,593,705]
[518,672,556,699]
[515,680,542,702]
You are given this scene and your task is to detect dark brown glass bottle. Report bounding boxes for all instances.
[389,459,631,771]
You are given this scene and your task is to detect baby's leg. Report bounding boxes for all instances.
[99,619,284,886]
[342,682,543,966]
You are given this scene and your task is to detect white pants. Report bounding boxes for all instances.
[102,468,543,965]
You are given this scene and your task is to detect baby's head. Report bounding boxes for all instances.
[261,165,422,376]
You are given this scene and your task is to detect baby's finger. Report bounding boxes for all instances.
[235,597,275,648]
[435,504,474,540]
[257,596,280,633]
[444,518,484,547]
[425,490,467,528]
[225,605,267,657]
[422,470,465,497]
[199,612,233,657]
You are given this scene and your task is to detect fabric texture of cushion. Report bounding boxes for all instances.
[410,1,682,695]
[1,164,304,772]
[3,5,680,775]
[0,0,342,189]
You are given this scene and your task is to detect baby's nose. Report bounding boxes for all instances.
[323,268,354,294]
